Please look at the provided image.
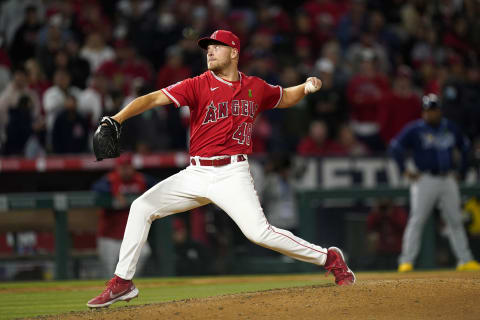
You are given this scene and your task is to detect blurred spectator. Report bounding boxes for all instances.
[77,72,113,128]
[366,198,407,270]
[64,38,90,89]
[318,40,349,87]
[247,51,279,85]
[24,58,50,102]
[35,22,63,80]
[80,32,114,72]
[0,1,45,46]
[423,63,448,95]
[336,0,368,50]
[440,54,468,130]
[92,153,154,278]
[293,37,315,78]
[51,94,88,154]
[302,0,349,28]
[297,120,343,156]
[442,16,474,57]
[280,66,309,143]
[410,23,448,69]
[0,33,11,92]
[251,115,272,154]
[462,64,480,140]
[310,58,347,138]
[36,12,73,48]
[179,32,207,77]
[173,217,213,276]
[335,123,369,156]
[346,48,390,152]
[116,0,155,50]
[243,29,275,65]
[293,10,317,54]
[43,68,81,141]
[0,68,41,153]
[2,95,35,155]
[116,0,154,22]
[120,83,178,152]
[261,155,299,232]
[345,31,391,74]
[75,2,112,42]
[378,65,422,145]
[367,10,401,66]
[98,40,153,95]
[8,5,42,68]
[400,0,429,39]
[156,46,192,90]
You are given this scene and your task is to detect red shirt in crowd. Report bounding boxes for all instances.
[347,74,390,123]
[156,65,192,90]
[98,58,152,94]
[296,136,346,156]
[98,171,147,240]
[378,91,422,144]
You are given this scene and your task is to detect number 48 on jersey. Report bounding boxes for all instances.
[233,122,253,145]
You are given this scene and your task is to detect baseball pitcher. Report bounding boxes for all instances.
[88,30,355,308]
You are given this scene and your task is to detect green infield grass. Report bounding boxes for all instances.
[0,274,329,320]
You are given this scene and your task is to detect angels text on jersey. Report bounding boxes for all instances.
[202,99,258,125]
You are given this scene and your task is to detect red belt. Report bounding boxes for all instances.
[190,155,246,166]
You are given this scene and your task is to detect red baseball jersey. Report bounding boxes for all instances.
[161,71,283,157]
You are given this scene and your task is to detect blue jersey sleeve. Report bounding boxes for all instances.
[389,123,416,174]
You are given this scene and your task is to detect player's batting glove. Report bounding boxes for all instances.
[304,77,322,94]
[93,116,122,161]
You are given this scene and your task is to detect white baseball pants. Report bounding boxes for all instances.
[115,156,328,279]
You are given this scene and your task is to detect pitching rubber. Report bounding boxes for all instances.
[87,287,139,308]
[328,246,356,284]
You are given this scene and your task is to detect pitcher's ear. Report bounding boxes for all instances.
[231,48,239,59]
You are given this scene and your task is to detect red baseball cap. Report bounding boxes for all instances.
[198,30,240,53]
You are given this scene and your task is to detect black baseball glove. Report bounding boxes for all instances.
[93,116,122,161]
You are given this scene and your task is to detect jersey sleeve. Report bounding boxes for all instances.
[259,80,283,112]
[388,123,416,174]
[160,78,196,108]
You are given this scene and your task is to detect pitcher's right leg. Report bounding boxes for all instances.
[115,168,211,280]
[88,167,211,308]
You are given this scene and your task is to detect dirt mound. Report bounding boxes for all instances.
[40,271,480,320]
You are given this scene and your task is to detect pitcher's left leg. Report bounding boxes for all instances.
[210,162,327,265]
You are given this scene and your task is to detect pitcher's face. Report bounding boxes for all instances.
[206,44,234,72]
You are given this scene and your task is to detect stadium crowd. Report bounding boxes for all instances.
[0,0,479,158]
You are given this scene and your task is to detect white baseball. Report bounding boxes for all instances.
[304,80,319,94]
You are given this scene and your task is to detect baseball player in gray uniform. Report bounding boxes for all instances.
[390,93,480,272]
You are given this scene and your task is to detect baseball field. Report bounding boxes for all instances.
[1,270,479,320]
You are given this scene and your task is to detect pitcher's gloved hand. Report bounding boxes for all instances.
[93,116,122,161]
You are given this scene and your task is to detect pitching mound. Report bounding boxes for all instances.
[39,271,480,320]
